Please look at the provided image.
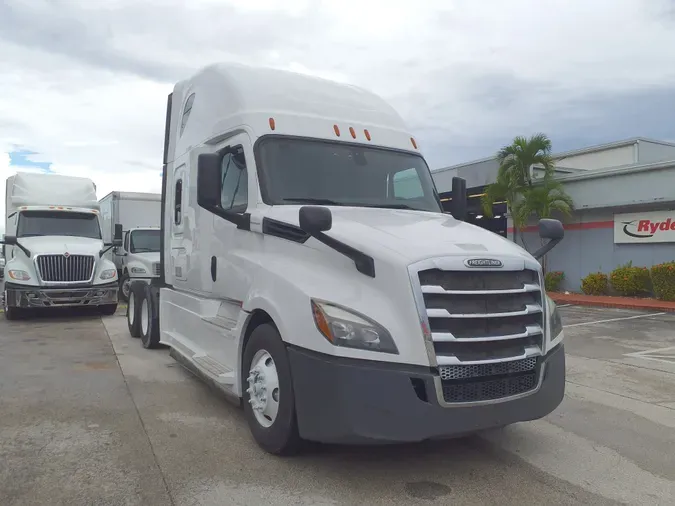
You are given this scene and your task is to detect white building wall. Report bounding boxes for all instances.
[554,144,636,170]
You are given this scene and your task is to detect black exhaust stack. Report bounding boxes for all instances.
[451,177,467,222]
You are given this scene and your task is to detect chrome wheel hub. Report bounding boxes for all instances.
[246,349,280,428]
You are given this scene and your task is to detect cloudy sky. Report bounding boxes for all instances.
[1,0,675,229]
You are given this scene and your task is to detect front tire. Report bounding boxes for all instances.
[139,284,160,349]
[4,292,24,320]
[242,323,300,456]
[119,272,131,303]
[127,282,144,338]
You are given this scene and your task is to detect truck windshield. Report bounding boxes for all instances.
[255,137,443,213]
[17,211,102,239]
[129,229,160,253]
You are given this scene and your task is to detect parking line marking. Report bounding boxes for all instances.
[557,303,574,308]
[624,346,675,365]
[564,312,667,328]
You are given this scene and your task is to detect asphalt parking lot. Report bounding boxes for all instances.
[1,304,674,506]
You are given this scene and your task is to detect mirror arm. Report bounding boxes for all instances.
[532,237,562,260]
[99,244,115,258]
[2,240,32,257]
[309,231,375,278]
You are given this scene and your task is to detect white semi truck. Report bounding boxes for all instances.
[126,62,566,455]
[99,191,161,302]
[2,172,122,319]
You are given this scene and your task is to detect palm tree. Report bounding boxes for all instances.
[481,133,556,243]
[496,133,555,188]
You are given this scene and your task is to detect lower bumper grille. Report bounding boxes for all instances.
[442,371,538,403]
[439,356,537,381]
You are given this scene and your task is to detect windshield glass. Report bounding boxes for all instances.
[256,137,443,213]
[17,211,101,239]
[129,229,160,253]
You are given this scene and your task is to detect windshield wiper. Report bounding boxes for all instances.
[281,198,344,206]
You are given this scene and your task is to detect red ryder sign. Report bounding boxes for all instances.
[614,210,675,244]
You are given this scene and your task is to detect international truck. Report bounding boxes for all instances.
[99,191,161,302]
[126,62,567,455]
[2,172,122,320]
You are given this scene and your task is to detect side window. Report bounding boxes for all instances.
[393,168,424,199]
[180,93,195,136]
[174,179,183,225]
[123,231,130,251]
[220,147,248,212]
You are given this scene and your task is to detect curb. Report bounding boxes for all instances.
[549,294,675,313]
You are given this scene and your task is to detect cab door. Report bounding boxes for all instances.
[206,132,255,370]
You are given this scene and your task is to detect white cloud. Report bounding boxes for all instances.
[1,0,675,228]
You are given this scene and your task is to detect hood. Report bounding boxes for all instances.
[263,206,534,263]
[15,235,104,257]
[128,251,160,262]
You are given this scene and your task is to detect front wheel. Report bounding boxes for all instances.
[119,272,131,302]
[4,292,25,320]
[242,323,300,456]
[139,284,161,349]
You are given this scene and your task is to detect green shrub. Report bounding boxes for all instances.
[609,261,651,296]
[544,271,565,292]
[581,272,609,295]
[650,261,675,301]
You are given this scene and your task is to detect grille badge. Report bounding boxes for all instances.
[64,252,70,258]
[464,258,503,268]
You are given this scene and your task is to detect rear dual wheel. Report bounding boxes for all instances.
[127,282,160,348]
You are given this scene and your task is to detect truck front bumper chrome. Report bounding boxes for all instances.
[4,281,118,308]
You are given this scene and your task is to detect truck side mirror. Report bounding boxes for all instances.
[532,218,564,260]
[2,235,17,245]
[299,206,332,234]
[113,224,123,246]
[197,153,222,209]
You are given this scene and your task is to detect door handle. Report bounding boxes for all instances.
[211,256,217,282]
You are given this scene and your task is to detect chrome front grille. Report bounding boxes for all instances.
[415,264,545,404]
[152,262,161,276]
[36,254,95,283]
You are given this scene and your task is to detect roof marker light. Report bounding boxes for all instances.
[349,127,356,139]
[333,125,341,136]
[269,117,276,130]
[411,137,418,149]
[364,129,371,141]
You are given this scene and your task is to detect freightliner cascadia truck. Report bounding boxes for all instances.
[126,62,566,455]
[2,172,122,319]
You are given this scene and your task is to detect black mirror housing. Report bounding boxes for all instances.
[3,235,17,245]
[538,218,564,240]
[532,218,565,260]
[197,153,222,209]
[114,223,123,241]
[299,206,332,234]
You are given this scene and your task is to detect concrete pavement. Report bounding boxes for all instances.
[1,305,674,505]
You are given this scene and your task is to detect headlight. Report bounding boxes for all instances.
[310,299,399,354]
[100,269,117,280]
[130,267,147,274]
[547,296,564,350]
[8,269,31,281]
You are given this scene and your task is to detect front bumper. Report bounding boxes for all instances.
[288,344,565,445]
[4,281,118,308]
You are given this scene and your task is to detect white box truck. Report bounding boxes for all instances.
[2,172,122,319]
[126,62,566,455]
[99,191,161,302]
